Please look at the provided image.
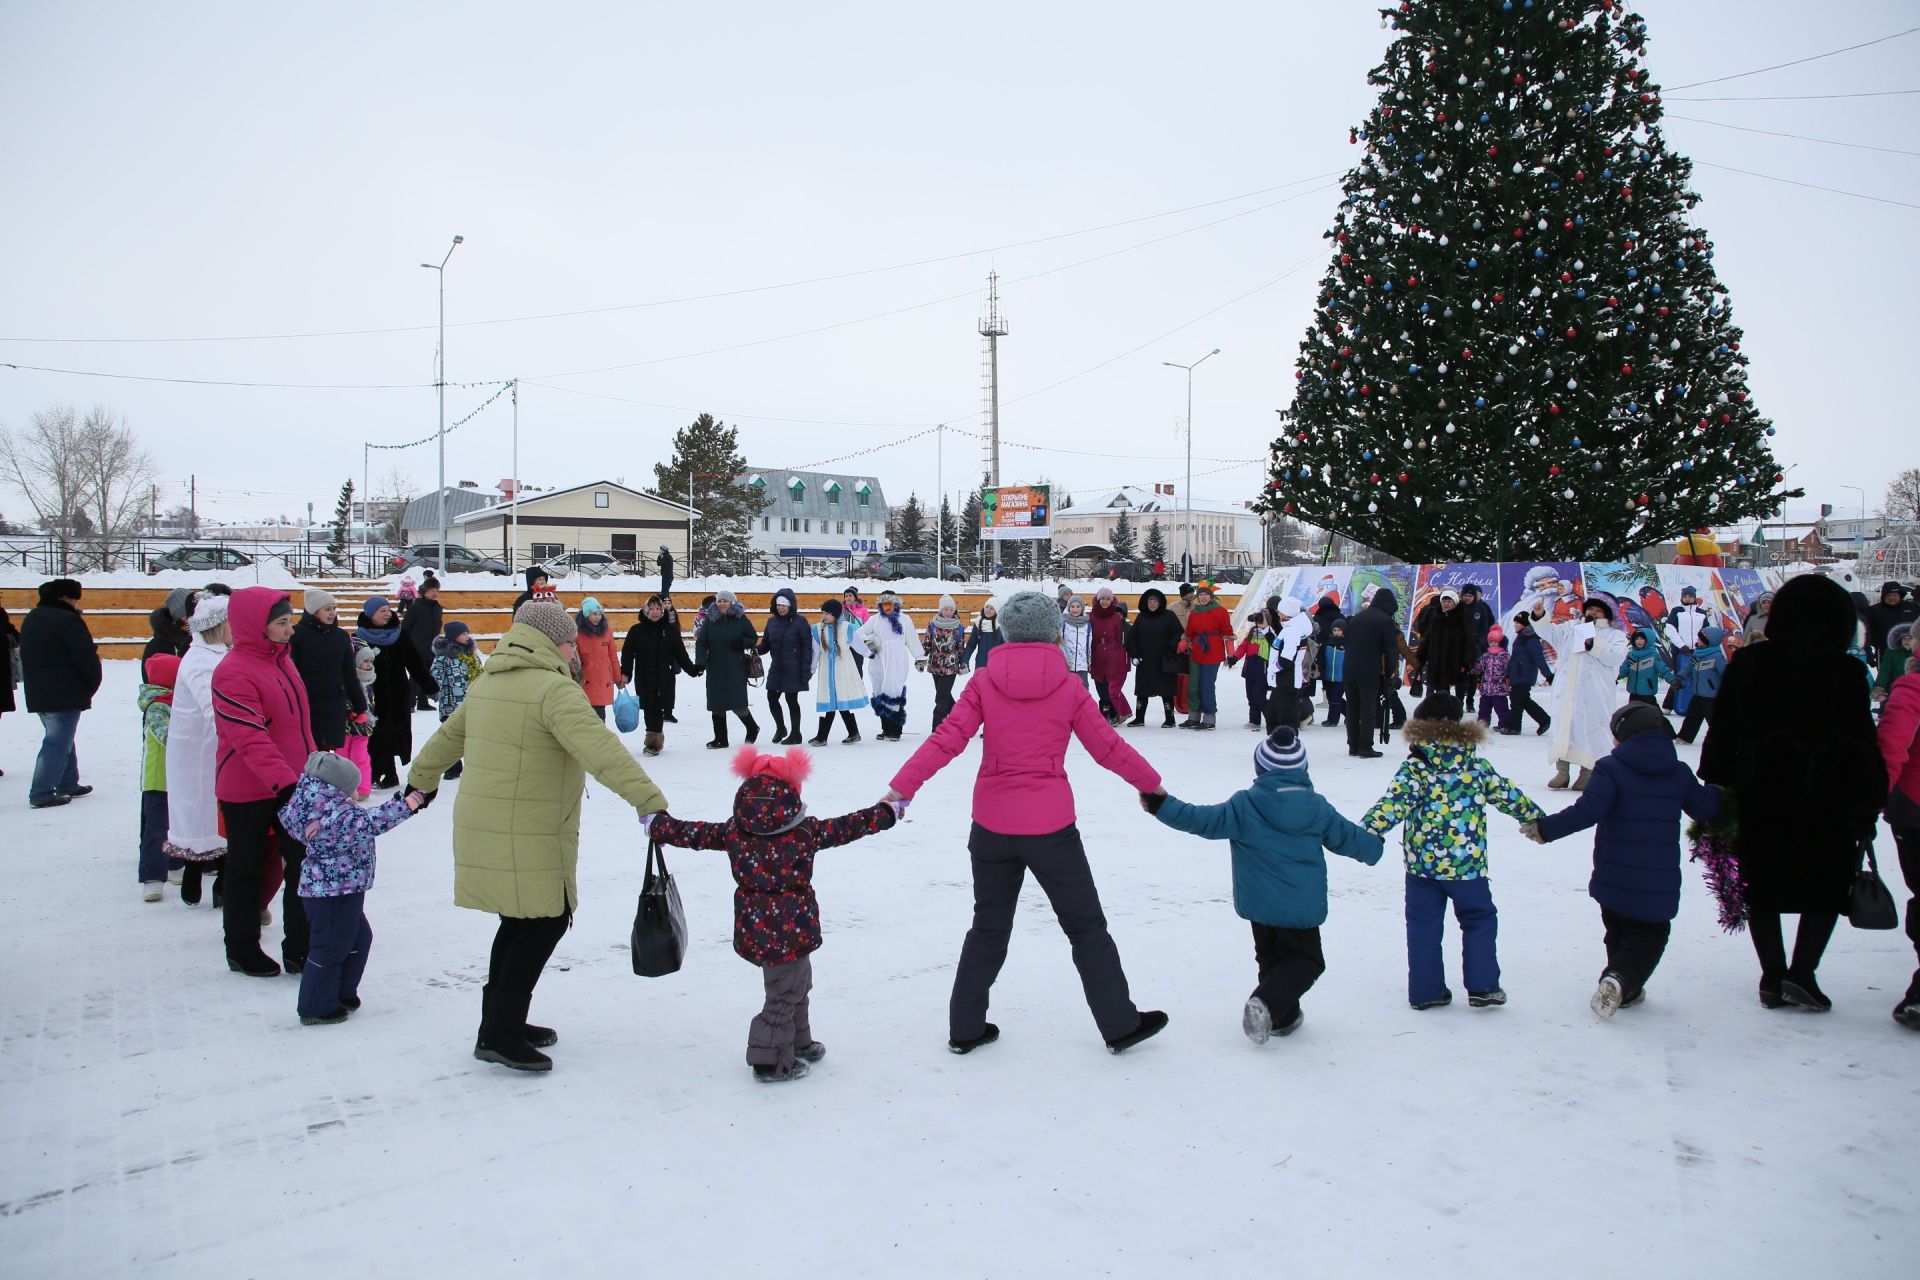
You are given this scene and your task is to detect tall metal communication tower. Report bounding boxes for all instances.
[978,271,1008,487]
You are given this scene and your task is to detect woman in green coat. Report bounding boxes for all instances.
[409,601,667,1073]
[694,587,761,749]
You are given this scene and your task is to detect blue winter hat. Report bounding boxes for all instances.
[443,620,470,642]
[363,595,391,617]
[1254,725,1308,776]
[581,596,604,616]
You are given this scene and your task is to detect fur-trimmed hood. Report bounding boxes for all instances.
[1401,717,1487,749]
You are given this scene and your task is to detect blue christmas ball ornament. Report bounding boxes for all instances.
[1626,323,1636,332]
[1503,1,1512,10]
[1385,134,1396,146]
[1480,113,1491,123]
[1651,283,1662,295]
[1765,427,1776,436]
[1468,257,1479,269]
[1362,449,1373,460]
[1602,168,1612,179]
[1574,215,1585,227]
[1576,288,1587,299]
[1707,249,1716,259]
[1383,281,1393,291]
[1534,248,1545,258]
[1420,303,1431,314]
[1676,384,1688,396]
[1474,396,1487,408]
[1582,102,1593,113]
[1626,267,1638,280]
[1409,363,1421,373]
[1627,402,1638,412]
[1682,460,1694,471]
[1550,182,1561,191]
[1535,326,1547,337]
[1415,152,1425,163]
[1571,436,1583,448]
[1513,480,1523,490]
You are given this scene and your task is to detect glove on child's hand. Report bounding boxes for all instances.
[638,812,655,833]
[1518,821,1544,844]
[1139,790,1167,815]
[407,788,437,811]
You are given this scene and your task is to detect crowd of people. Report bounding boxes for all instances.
[4,567,1918,1081]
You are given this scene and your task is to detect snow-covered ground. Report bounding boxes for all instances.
[2,662,1914,1277]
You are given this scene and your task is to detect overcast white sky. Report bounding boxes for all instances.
[1,1,1914,528]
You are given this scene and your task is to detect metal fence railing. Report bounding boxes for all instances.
[0,535,401,579]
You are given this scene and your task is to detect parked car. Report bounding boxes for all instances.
[851,551,966,582]
[1198,563,1252,585]
[147,546,254,575]
[1090,557,1154,583]
[539,551,621,578]
[389,544,511,576]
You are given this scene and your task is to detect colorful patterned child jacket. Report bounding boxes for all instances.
[139,682,173,792]
[650,775,895,966]
[1362,718,1543,880]
[430,636,482,722]
[1471,645,1512,698]
[280,773,416,897]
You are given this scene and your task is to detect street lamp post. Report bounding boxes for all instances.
[1161,348,1219,578]
[420,234,463,571]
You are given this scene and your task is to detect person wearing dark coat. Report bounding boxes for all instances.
[1699,573,1888,1011]
[404,580,445,710]
[289,589,368,750]
[509,566,550,614]
[756,586,815,746]
[1530,702,1722,1015]
[1125,587,1185,727]
[1416,589,1477,703]
[0,605,19,726]
[141,588,197,681]
[22,578,102,807]
[1865,581,1918,662]
[1505,612,1554,736]
[1342,587,1401,759]
[657,545,674,602]
[354,596,436,788]
[1456,584,1496,711]
[694,589,760,749]
[622,595,697,755]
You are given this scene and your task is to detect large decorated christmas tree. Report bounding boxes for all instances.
[1266,0,1797,563]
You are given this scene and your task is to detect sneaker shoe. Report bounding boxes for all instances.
[948,1023,1000,1055]
[1410,992,1452,1010]
[752,1060,810,1083]
[1105,1009,1169,1054]
[1468,988,1507,1008]
[142,882,165,903]
[475,1037,553,1072]
[794,1040,827,1063]
[300,1007,350,1026]
[1242,996,1273,1045]
[1591,975,1624,1020]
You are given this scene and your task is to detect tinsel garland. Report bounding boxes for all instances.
[1687,790,1745,934]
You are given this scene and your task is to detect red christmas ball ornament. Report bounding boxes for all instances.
[1621,363,1632,375]
[1298,433,1308,443]
[1492,292,1505,303]
[1489,145,1500,157]
[1719,413,1731,424]
[1549,403,1561,415]
[1398,471,1409,483]
[1549,464,1562,476]
[1730,341,1741,351]
[1658,305,1669,317]
[1575,170,1587,181]
[1340,346,1353,356]
[1461,348,1473,359]
[1513,227,1525,238]
[1364,274,1376,285]
[1621,186,1633,199]
[1563,219,1574,230]
[1559,271,1573,284]
[1407,275,1418,286]
[1604,146,1616,158]
[1360,385,1372,396]
[1370,474,1381,484]
[1607,296,1620,307]
[1637,494,1650,506]
[1337,232,1348,243]
[1340,254,1352,265]
[1514,73,1526,85]
[1284,503,1295,513]
[1565,327,1578,339]
[1436,110,1447,122]
[1772,473,1784,484]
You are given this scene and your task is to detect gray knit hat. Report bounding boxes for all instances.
[514,599,578,649]
[1000,591,1062,643]
[1254,725,1308,776]
[304,586,337,615]
[163,587,196,622]
[303,750,361,795]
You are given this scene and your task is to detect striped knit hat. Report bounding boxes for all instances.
[1254,725,1308,776]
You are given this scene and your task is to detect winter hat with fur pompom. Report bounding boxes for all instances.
[187,593,230,633]
[730,746,814,835]
[999,591,1064,643]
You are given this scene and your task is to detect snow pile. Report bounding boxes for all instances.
[0,662,1912,1274]
[0,563,305,591]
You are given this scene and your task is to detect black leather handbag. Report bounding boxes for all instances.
[1848,842,1899,931]
[631,839,689,975]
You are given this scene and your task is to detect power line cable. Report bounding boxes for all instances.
[1664,25,1919,91]
[0,361,478,391]
[527,188,1332,382]
[1668,113,1920,158]
[1693,159,1920,210]
[0,175,1337,346]
[1666,87,1920,102]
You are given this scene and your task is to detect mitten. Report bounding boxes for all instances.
[1139,791,1167,815]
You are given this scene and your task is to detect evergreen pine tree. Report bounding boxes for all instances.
[960,482,985,569]
[1110,507,1138,559]
[1265,1,1795,563]
[328,480,353,566]
[893,493,928,552]
[653,413,768,571]
[1143,518,1168,564]
[938,495,958,559]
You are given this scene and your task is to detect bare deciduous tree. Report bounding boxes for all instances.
[1884,468,1920,525]
[0,405,91,572]
[377,466,418,545]
[76,406,157,570]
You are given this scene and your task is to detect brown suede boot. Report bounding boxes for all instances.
[643,732,664,756]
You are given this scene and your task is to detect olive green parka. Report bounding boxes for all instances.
[408,621,667,917]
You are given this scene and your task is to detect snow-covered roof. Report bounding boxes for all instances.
[1056,485,1254,518]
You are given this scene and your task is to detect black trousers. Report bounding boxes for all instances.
[1251,923,1325,1024]
[1599,906,1671,1001]
[709,709,757,744]
[931,675,957,729]
[1894,823,1920,989]
[219,796,308,967]
[766,688,801,735]
[481,913,570,1046]
[1749,911,1838,985]
[1627,691,1659,707]
[1677,695,1716,744]
[1508,683,1551,732]
[1323,681,1346,725]
[1345,679,1380,754]
[952,823,1139,1042]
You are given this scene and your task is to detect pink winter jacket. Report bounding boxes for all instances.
[890,641,1162,835]
[1879,672,1920,812]
[213,587,316,804]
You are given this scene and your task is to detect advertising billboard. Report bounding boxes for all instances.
[980,484,1052,541]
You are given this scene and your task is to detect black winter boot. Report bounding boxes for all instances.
[707,713,729,750]
[1105,1010,1169,1054]
[1162,700,1177,728]
[743,714,761,745]
[809,716,833,747]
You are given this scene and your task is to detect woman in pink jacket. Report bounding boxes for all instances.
[213,587,317,977]
[887,591,1169,1056]
[1879,656,1920,1030]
